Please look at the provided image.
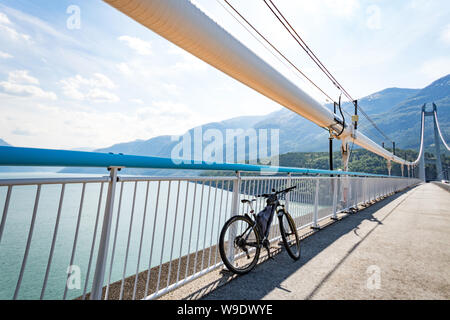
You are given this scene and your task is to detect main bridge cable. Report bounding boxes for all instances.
[217,0,336,104]
[221,0,397,166]
[219,0,352,167]
[219,0,350,138]
[263,0,393,143]
[219,0,381,142]
[433,104,450,151]
[264,0,389,140]
[220,0,384,151]
[263,0,344,96]
[335,94,345,137]
[410,107,426,167]
[218,0,391,150]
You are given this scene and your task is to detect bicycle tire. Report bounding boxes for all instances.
[219,215,261,274]
[278,211,301,260]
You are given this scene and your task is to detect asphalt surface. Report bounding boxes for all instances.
[200,183,450,300]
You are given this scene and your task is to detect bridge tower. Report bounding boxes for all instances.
[418,103,444,181]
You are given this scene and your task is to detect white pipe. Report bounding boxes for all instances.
[434,111,450,151]
[410,111,425,166]
[103,0,412,166]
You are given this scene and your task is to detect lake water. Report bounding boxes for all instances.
[0,172,318,300]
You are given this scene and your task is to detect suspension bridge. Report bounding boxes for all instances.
[0,0,448,300]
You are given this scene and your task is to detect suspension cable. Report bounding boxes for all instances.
[433,109,450,151]
[217,0,336,104]
[263,0,393,143]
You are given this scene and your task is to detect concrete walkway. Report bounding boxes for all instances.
[201,183,450,300]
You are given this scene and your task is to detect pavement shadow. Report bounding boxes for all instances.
[197,185,418,300]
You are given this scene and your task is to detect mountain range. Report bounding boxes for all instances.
[94,73,450,157]
[1,74,449,174]
[0,139,11,147]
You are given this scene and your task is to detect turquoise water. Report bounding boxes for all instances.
[0,173,319,300]
[0,173,238,300]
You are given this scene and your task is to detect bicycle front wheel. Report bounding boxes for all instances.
[219,215,261,274]
[278,211,301,260]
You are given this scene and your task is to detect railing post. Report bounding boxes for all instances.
[227,171,241,264]
[231,171,241,217]
[312,179,320,229]
[286,172,292,211]
[90,167,120,300]
[331,177,338,220]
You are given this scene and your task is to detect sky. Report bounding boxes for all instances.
[0,0,449,150]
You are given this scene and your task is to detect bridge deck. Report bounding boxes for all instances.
[193,183,450,300]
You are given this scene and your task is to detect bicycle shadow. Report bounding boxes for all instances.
[190,186,417,300]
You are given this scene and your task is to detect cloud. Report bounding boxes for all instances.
[0,11,31,42]
[86,88,120,103]
[116,43,208,83]
[130,98,144,105]
[118,35,152,55]
[0,50,12,59]
[8,70,39,84]
[167,43,208,72]
[440,24,450,45]
[117,62,132,76]
[0,22,31,42]
[1,5,79,45]
[162,83,180,96]
[0,12,11,24]
[60,73,119,103]
[0,70,57,100]
[273,0,360,19]
[366,5,382,30]
[326,0,360,17]
[0,82,57,100]
[420,57,450,81]
[137,101,193,118]
[0,99,212,149]
[12,128,31,136]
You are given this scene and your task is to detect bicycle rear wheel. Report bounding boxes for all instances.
[278,211,300,260]
[219,215,261,274]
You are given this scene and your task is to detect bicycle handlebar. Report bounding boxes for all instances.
[256,185,297,198]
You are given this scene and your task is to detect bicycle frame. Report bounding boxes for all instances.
[243,197,288,242]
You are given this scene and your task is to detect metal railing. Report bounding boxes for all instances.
[0,146,420,300]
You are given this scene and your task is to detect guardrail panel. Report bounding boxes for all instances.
[0,174,421,300]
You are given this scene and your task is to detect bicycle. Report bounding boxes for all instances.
[218,185,300,274]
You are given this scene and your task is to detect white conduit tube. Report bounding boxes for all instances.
[411,111,426,166]
[103,0,413,166]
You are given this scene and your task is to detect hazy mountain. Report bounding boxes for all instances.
[337,87,420,115]
[0,139,11,147]
[85,82,428,161]
[62,74,449,175]
[3,74,449,174]
[365,74,450,150]
[0,140,63,173]
[60,114,267,174]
